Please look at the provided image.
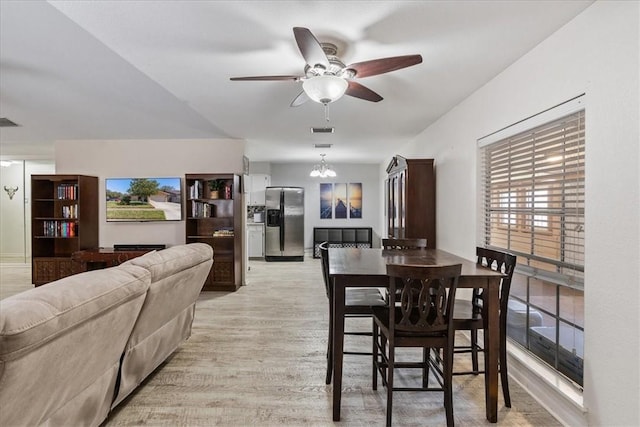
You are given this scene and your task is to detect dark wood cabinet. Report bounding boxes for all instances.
[185,173,242,291]
[31,175,99,286]
[385,156,435,247]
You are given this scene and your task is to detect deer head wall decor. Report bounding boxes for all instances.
[4,186,18,200]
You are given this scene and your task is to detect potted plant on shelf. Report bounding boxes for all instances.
[208,180,222,199]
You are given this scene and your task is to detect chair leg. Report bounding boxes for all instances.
[386,344,395,427]
[443,345,455,427]
[422,347,431,388]
[372,319,378,390]
[470,327,479,374]
[325,308,334,385]
[500,327,511,407]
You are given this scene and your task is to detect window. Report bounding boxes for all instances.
[479,97,585,387]
[526,189,549,229]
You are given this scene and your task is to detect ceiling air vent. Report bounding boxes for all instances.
[0,118,19,127]
[314,143,333,149]
[311,127,334,134]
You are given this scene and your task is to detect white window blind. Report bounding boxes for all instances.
[480,108,585,289]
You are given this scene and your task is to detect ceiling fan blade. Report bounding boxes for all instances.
[346,54,423,78]
[230,75,302,81]
[345,81,383,102]
[290,91,310,107]
[293,27,329,69]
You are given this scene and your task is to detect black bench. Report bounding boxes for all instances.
[313,227,373,258]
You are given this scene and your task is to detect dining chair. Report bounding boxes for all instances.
[318,241,386,384]
[381,237,428,250]
[381,237,428,303]
[451,247,517,407]
[372,263,462,427]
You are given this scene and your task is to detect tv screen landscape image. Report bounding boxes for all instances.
[106,177,182,222]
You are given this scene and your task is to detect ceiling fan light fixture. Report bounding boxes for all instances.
[302,75,348,104]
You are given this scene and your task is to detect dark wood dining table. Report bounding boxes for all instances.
[328,247,504,423]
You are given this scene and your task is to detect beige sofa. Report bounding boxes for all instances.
[0,243,213,426]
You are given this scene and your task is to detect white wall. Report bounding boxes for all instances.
[270,162,383,251]
[55,138,245,248]
[400,1,639,425]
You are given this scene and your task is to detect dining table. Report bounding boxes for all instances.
[328,247,505,423]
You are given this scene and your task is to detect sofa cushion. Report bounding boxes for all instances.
[112,243,213,406]
[0,264,151,426]
[0,265,150,359]
[122,243,213,282]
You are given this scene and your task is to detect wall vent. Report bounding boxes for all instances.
[311,127,334,134]
[314,143,333,149]
[0,118,19,127]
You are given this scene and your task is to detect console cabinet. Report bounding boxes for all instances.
[185,173,242,291]
[31,175,99,286]
[385,156,435,247]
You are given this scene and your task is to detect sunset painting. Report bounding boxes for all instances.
[334,183,347,219]
[320,183,332,219]
[319,183,363,219]
[348,183,362,218]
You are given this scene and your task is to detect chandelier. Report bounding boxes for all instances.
[309,154,336,178]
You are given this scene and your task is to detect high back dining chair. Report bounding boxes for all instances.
[381,238,428,250]
[372,263,462,427]
[452,247,517,407]
[319,242,386,384]
[381,238,428,303]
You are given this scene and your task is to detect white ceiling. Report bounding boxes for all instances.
[0,0,593,163]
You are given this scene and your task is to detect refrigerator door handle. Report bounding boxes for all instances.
[279,191,285,252]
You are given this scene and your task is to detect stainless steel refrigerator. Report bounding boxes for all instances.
[265,187,304,261]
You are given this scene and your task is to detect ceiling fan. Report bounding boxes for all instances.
[230,27,422,107]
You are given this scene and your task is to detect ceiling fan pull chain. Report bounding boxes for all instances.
[324,103,330,122]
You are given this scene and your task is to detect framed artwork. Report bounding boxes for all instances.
[320,182,362,219]
[320,183,333,219]
[348,183,362,218]
[334,183,347,218]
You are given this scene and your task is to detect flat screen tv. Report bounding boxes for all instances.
[106,177,182,222]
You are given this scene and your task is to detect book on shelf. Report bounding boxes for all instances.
[191,200,213,218]
[62,204,78,219]
[42,220,77,237]
[189,180,203,200]
[57,183,78,200]
[213,227,234,237]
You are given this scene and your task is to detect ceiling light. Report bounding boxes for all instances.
[309,154,336,178]
[302,75,348,104]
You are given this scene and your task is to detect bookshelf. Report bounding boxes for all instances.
[31,175,99,286]
[185,173,242,291]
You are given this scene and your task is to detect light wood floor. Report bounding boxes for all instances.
[0,259,560,426]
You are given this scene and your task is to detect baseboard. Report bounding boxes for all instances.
[508,342,587,426]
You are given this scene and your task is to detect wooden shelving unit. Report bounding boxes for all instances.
[31,175,98,286]
[185,173,242,291]
[385,156,436,247]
